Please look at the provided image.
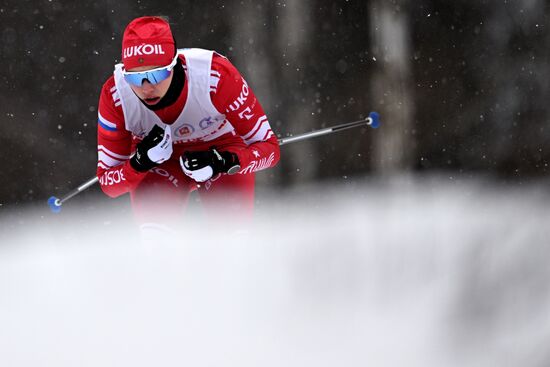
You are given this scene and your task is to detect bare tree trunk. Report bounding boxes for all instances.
[369,1,414,173]
[228,1,314,186]
[275,0,316,184]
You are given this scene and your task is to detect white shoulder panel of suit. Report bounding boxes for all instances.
[113,48,235,143]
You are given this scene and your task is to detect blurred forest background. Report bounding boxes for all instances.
[1,0,549,206]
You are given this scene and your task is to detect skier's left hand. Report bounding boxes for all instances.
[180,148,241,182]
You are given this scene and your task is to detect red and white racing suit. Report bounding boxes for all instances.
[96,48,280,225]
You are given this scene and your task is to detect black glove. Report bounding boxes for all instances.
[180,148,240,182]
[130,125,173,172]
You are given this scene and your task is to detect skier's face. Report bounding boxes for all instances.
[127,65,174,106]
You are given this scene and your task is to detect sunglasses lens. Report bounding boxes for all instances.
[123,67,172,86]
[123,73,145,86]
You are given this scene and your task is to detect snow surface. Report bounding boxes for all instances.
[1,176,550,367]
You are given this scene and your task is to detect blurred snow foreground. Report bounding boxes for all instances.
[1,176,550,367]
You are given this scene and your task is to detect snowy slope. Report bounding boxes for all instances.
[1,176,549,367]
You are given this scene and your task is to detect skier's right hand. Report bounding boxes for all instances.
[130,124,173,172]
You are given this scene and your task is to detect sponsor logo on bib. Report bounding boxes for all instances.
[175,124,195,137]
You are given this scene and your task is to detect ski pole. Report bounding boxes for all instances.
[48,111,380,213]
[48,176,99,213]
[278,111,379,146]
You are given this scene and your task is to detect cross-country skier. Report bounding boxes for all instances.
[96,16,280,231]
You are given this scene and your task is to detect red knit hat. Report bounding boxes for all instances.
[122,16,175,70]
